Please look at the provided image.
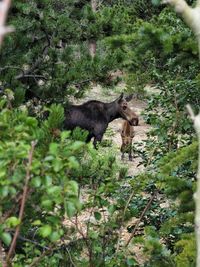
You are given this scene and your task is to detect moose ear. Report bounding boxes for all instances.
[125,94,133,102]
[117,93,124,103]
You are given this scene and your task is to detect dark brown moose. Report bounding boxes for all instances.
[64,93,139,147]
[120,120,135,161]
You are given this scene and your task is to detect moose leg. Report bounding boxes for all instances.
[93,134,103,149]
[129,152,133,161]
[128,143,133,161]
[86,133,93,143]
[121,145,125,160]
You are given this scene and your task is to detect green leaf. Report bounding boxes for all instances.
[127,258,137,266]
[70,141,84,151]
[94,211,102,221]
[53,158,63,172]
[39,225,52,238]
[49,143,59,155]
[47,186,62,196]
[151,0,161,6]
[108,204,116,215]
[49,231,60,242]
[89,231,98,239]
[68,156,79,169]
[44,175,52,186]
[65,202,76,218]
[61,131,70,142]
[0,186,9,198]
[31,177,41,188]
[68,181,79,196]
[26,117,38,127]
[0,169,6,178]
[32,220,42,226]
[1,232,12,246]
[41,199,53,210]
[6,217,21,227]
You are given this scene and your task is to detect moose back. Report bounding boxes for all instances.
[64,93,139,147]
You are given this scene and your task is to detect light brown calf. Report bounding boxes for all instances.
[120,120,135,161]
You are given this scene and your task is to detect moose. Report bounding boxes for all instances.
[64,93,139,147]
[120,120,135,161]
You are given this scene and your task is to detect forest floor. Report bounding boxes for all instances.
[64,83,151,264]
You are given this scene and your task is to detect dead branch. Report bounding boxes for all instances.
[125,191,157,247]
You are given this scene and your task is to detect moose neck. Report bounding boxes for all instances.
[105,101,120,122]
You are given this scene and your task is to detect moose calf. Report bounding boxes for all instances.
[120,120,135,161]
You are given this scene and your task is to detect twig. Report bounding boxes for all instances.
[66,247,77,267]
[125,190,157,247]
[115,190,135,253]
[15,234,50,251]
[6,141,37,263]
[1,188,34,224]
[28,246,55,267]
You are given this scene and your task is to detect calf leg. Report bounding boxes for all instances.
[121,145,125,160]
[128,151,133,161]
[128,142,133,161]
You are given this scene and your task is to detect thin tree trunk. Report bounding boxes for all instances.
[187,106,200,267]
[0,0,13,46]
[161,1,200,265]
[89,0,97,58]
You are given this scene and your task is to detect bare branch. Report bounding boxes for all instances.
[6,141,37,263]
[125,191,157,247]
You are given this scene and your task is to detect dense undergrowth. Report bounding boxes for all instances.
[0,0,199,266]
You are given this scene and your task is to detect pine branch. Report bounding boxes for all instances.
[15,30,53,80]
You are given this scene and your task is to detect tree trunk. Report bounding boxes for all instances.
[89,0,97,58]
[162,1,200,265]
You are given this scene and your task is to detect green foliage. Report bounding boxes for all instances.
[174,234,196,267]
[1,0,199,266]
[0,92,137,266]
